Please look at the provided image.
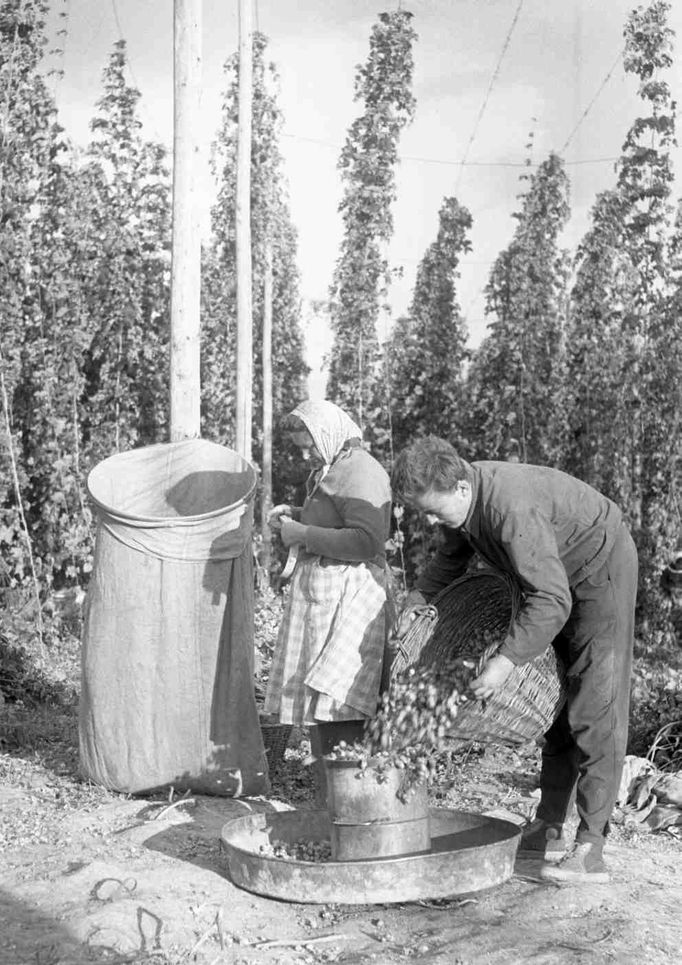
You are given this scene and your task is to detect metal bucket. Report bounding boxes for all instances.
[325,758,431,861]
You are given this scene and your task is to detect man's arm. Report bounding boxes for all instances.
[415,526,474,600]
[495,509,572,664]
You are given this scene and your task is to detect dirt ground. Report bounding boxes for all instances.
[1,735,681,965]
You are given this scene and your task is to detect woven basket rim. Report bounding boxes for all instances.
[392,570,522,678]
[431,569,522,633]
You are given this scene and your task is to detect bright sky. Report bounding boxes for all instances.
[46,1,682,396]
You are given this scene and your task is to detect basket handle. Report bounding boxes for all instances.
[408,603,439,622]
[390,604,439,678]
[394,605,438,653]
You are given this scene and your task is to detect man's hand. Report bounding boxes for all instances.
[268,504,294,532]
[280,517,307,549]
[395,589,427,638]
[469,653,515,700]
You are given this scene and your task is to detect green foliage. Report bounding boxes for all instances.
[464,154,570,464]
[2,22,306,598]
[0,613,78,708]
[618,2,680,646]
[1,26,171,594]
[386,196,473,578]
[0,0,678,715]
[253,582,284,698]
[388,197,472,453]
[82,40,171,461]
[0,0,78,589]
[562,0,680,646]
[561,189,632,494]
[636,201,682,645]
[327,10,417,432]
[629,647,682,758]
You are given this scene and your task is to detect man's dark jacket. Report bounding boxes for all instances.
[415,461,624,665]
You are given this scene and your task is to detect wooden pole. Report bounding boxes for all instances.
[235,0,253,461]
[170,0,202,441]
[261,242,273,580]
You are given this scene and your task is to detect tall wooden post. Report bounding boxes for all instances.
[261,243,273,579]
[170,0,202,441]
[235,0,253,461]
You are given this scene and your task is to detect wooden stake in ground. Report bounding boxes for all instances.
[235,0,254,461]
[260,242,273,580]
[170,0,202,442]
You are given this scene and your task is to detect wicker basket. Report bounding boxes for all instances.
[259,716,293,767]
[390,571,567,746]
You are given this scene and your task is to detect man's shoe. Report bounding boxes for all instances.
[540,842,610,884]
[516,818,566,861]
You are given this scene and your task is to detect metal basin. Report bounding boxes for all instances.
[220,807,520,904]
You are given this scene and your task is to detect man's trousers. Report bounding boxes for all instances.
[536,522,638,844]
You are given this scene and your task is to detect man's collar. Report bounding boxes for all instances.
[461,465,481,538]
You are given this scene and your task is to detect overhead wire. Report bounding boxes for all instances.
[101,5,637,329]
[110,0,143,95]
[109,1,622,165]
[455,0,525,193]
[280,131,618,168]
[572,0,658,159]
[110,0,125,42]
[580,7,666,143]
[560,47,624,154]
[109,0,165,145]
[431,13,625,348]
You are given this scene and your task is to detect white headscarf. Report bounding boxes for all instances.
[289,400,362,466]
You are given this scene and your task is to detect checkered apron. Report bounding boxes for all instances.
[264,553,389,725]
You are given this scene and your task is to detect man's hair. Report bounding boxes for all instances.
[391,436,470,503]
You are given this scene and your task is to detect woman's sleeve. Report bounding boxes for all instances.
[303,459,390,562]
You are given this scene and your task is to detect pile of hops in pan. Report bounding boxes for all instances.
[258,839,332,862]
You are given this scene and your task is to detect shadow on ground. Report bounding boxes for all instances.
[0,886,166,965]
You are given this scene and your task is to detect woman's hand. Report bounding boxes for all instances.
[280,517,307,549]
[268,504,294,532]
[469,653,515,700]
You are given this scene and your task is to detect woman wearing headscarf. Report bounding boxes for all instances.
[264,400,393,794]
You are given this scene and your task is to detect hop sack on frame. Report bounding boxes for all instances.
[80,439,268,796]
